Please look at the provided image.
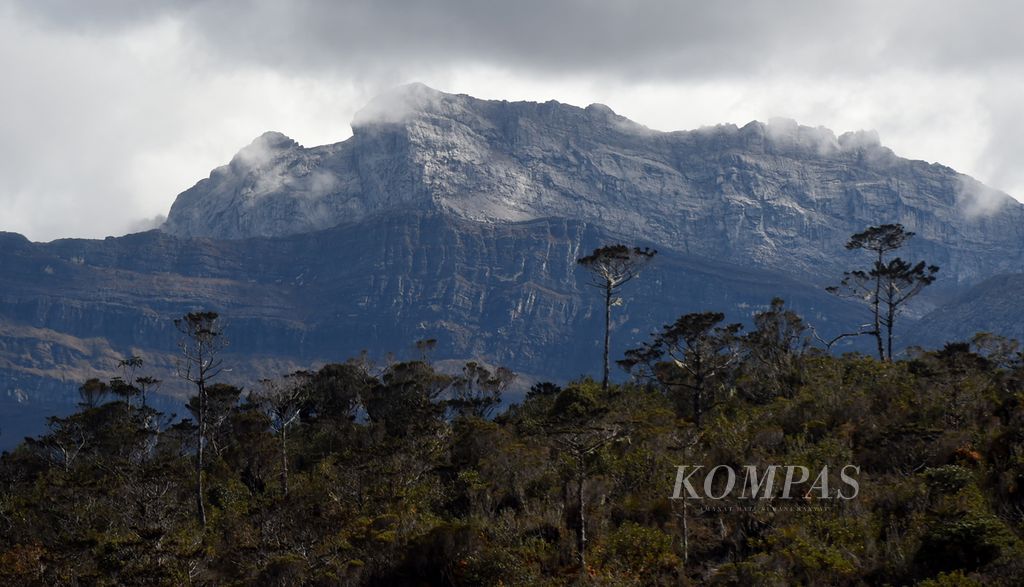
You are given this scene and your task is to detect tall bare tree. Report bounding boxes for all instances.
[827,224,938,361]
[577,244,657,390]
[175,311,227,527]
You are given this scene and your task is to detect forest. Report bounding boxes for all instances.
[2,225,1024,586]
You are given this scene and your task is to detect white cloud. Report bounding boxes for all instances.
[956,176,1012,219]
[0,12,364,241]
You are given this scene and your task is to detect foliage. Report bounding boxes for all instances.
[6,304,1024,585]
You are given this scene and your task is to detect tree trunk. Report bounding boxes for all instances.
[602,282,612,390]
[682,500,689,564]
[281,427,289,496]
[577,471,587,569]
[693,372,705,429]
[693,389,702,429]
[886,306,895,362]
[873,251,885,361]
[196,384,207,527]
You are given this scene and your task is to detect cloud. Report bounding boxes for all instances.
[0,10,362,241]
[12,1,1023,79]
[351,83,451,126]
[956,176,1012,218]
[0,1,1022,240]
[124,214,167,234]
[233,132,298,169]
[308,170,340,199]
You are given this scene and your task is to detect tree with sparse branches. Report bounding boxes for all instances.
[253,371,310,496]
[110,356,144,409]
[576,244,657,390]
[415,338,438,362]
[447,361,515,419]
[620,311,742,427]
[827,224,938,361]
[174,311,227,527]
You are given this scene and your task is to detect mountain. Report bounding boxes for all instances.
[0,213,867,448]
[3,211,867,372]
[907,273,1024,347]
[165,83,1024,292]
[3,84,1024,447]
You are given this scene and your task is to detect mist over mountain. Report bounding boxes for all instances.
[3,84,1024,447]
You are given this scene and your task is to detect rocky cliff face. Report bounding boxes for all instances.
[907,273,1024,347]
[0,212,868,384]
[4,84,1024,448]
[165,83,1024,290]
[0,212,868,448]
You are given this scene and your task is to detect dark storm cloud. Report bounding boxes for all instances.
[12,1,1021,78]
[8,0,189,31]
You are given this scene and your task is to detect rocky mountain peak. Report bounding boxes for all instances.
[838,129,882,149]
[727,118,886,158]
[230,131,301,169]
[351,82,464,128]
[160,84,1024,289]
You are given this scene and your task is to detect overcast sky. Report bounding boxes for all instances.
[2,0,1022,241]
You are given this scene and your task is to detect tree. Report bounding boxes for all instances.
[620,312,741,427]
[827,224,938,361]
[174,311,227,527]
[134,376,162,413]
[301,362,376,455]
[971,332,1021,370]
[544,382,622,571]
[740,298,811,400]
[526,381,562,400]
[77,378,110,410]
[253,371,310,496]
[447,362,515,419]
[577,244,657,390]
[307,362,372,420]
[364,361,451,437]
[910,343,991,429]
[186,383,240,458]
[415,338,438,362]
[110,356,144,410]
[109,356,163,435]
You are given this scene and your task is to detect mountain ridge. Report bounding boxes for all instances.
[162,84,1024,293]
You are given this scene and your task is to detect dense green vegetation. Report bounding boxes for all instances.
[2,226,1021,585]
[3,306,1024,585]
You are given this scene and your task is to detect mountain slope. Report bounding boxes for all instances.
[907,273,1024,346]
[164,84,1024,292]
[0,211,869,384]
[0,211,870,448]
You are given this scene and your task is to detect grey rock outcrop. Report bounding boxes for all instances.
[164,83,1024,290]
